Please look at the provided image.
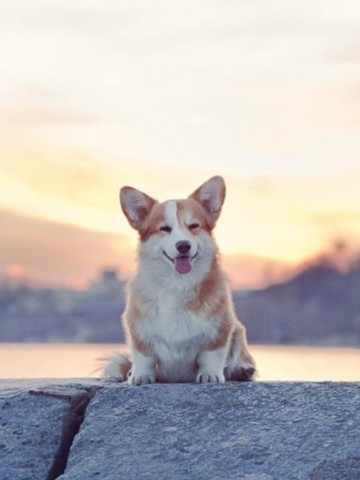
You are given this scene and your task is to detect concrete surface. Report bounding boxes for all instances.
[0,380,359,480]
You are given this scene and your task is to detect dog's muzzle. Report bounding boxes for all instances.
[162,249,198,274]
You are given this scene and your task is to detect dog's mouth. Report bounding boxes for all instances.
[162,251,199,274]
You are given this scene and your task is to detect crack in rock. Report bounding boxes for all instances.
[29,386,100,480]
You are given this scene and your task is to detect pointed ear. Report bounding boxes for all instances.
[119,186,157,230]
[189,176,226,225]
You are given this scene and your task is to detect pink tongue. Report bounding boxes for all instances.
[174,256,192,274]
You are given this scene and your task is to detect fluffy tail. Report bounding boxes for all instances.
[101,352,132,381]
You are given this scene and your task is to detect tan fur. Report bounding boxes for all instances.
[139,203,165,242]
[124,292,154,357]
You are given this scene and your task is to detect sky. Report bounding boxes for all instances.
[0,0,359,288]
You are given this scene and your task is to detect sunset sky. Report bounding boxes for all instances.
[0,0,359,288]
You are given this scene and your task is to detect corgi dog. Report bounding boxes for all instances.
[104,176,256,385]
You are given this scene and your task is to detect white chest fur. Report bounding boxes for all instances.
[128,275,222,382]
[135,288,219,350]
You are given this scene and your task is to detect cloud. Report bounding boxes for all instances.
[221,253,291,289]
[0,208,133,288]
[0,207,289,289]
[1,0,359,178]
[0,105,96,127]
[0,0,359,282]
[0,135,236,235]
[0,207,297,289]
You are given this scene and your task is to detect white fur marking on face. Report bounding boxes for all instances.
[164,201,179,229]
[164,200,190,246]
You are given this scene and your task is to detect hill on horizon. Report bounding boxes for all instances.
[0,261,360,346]
[236,259,360,346]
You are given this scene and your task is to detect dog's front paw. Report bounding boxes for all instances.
[128,374,156,386]
[196,372,225,384]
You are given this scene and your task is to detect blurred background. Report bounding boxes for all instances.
[0,1,359,379]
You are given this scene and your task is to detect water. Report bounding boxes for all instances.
[0,344,359,381]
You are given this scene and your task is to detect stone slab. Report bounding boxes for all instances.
[59,382,360,480]
[0,387,69,480]
[0,380,100,480]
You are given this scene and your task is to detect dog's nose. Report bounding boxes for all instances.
[176,241,191,254]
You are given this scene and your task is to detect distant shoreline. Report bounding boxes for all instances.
[0,343,359,382]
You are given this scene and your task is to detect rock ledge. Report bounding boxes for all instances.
[1,380,359,480]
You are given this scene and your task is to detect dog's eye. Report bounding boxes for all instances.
[159,225,172,233]
[188,223,200,230]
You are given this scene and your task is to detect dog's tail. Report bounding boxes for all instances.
[101,352,132,381]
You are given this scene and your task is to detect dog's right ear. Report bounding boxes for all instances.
[120,187,157,230]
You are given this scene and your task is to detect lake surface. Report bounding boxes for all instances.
[0,344,359,381]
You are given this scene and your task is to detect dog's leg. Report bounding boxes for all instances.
[196,346,227,383]
[224,323,256,381]
[128,347,157,386]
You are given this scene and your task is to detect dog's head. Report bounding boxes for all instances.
[119,176,226,275]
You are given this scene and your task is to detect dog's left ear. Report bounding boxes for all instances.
[189,176,226,225]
